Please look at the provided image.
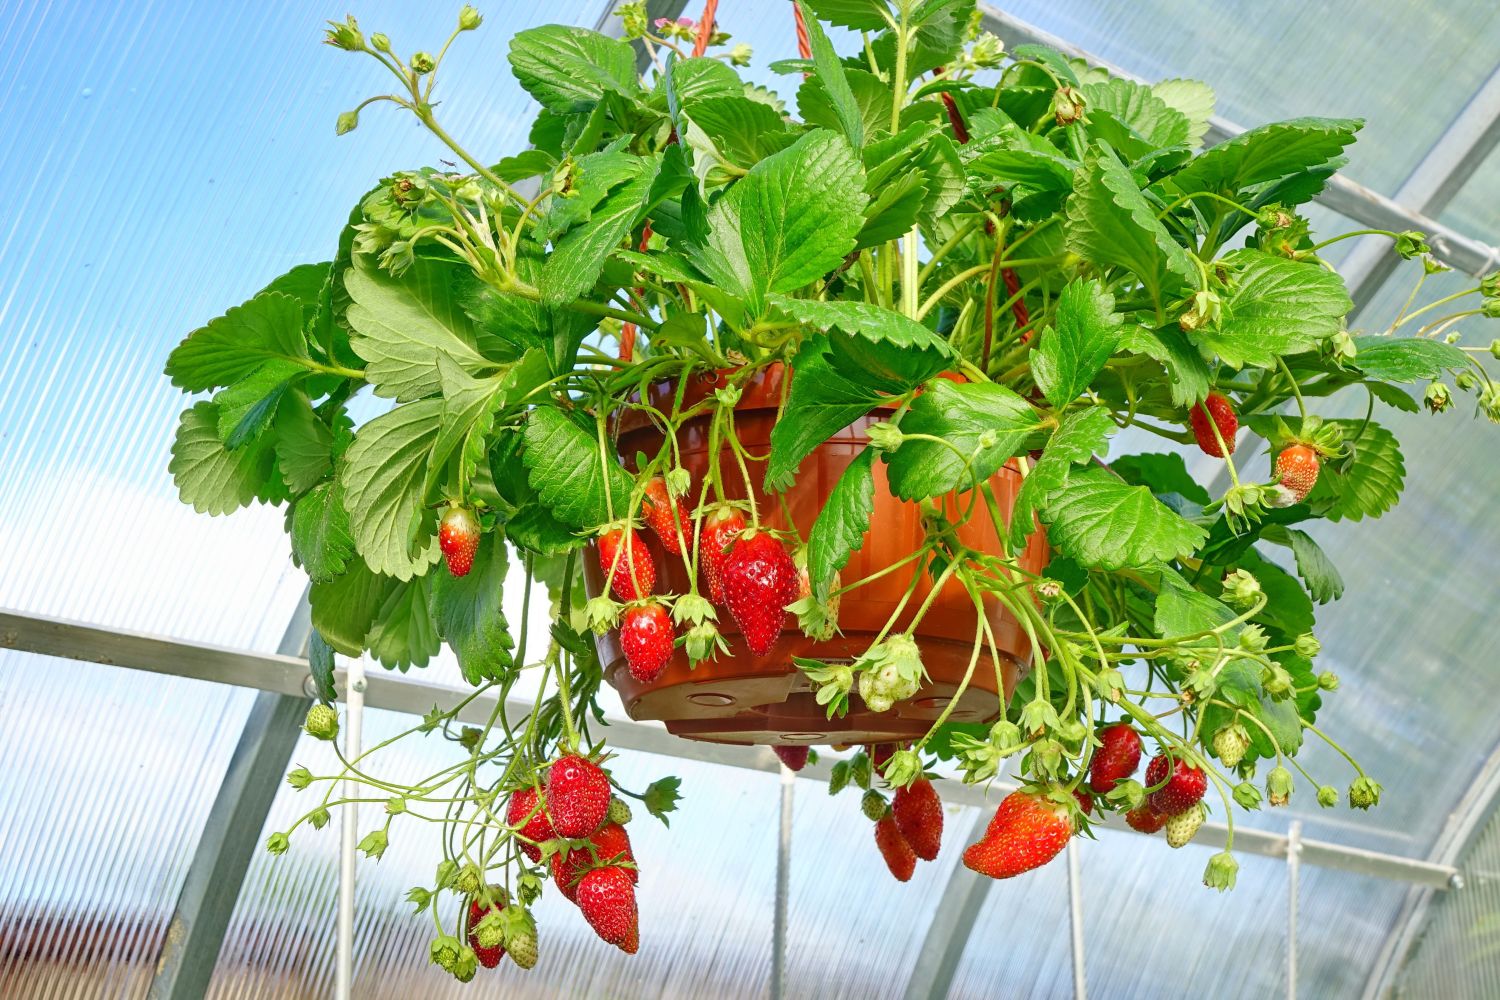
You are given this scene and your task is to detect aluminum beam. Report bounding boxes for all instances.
[0,606,1461,890]
[146,594,312,1000]
[976,4,1500,278]
[1342,63,1500,314]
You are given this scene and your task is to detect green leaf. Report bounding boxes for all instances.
[521,407,636,529]
[802,0,890,30]
[274,392,335,494]
[1065,145,1197,308]
[1006,406,1114,550]
[1317,420,1405,522]
[767,337,887,490]
[341,399,444,581]
[1109,452,1212,505]
[1040,466,1207,570]
[1154,568,1237,641]
[691,129,868,311]
[215,360,305,448]
[310,559,397,657]
[541,154,659,306]
[507,25,639,115]
[808,447,876,600]
[307,629,337,703]
[857,171,928,248]
[664,56,743,111]
[1367,380,1420,413]
[905,0,973,76]
[1351,336,1471,383]
[1264,526,1344,604]
[885,381,1040,500]
[1116,325,1211,407]
[166,291,310,392]
[432,532,515,685]
[365,575,441,671]
[290,480,356,583]
[1238,549,1315,638]
[1081,78,1191,153]
[1150,79,1215,149]
[1032,279,1124,406]
[796,1,866,148]
[169,402,277,515]
[1168,117,1362,197]
[344,255,489,401]
[1192,250,1351,369]
[683,96,793,170]
[768,295,953,371]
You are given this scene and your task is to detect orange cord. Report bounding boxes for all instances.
[619,222,653,362]
[793,2,812,59]
[692,0,719,57]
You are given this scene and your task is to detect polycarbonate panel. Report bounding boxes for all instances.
[1395,801,1500,997]
[992,0,1500,199]
[208,708,783,997]
[0,651,252,998]
[0,0,599,648]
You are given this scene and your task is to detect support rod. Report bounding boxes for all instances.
[772,765,794,1000]
[1287,821,1302,1000]
[1068,840,1087,1000]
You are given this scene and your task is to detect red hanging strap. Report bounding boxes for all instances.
[619,222,653,362]
[792,2,812,59]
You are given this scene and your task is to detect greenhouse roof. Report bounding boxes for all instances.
[1,1,1498,997]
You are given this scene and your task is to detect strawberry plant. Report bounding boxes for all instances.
[165,0,1500,977]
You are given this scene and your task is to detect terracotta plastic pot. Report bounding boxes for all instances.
[584,363,1048,746]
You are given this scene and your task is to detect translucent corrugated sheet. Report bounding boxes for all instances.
[1,1,1498,998]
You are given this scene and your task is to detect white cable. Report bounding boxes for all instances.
[335,658,367,1000]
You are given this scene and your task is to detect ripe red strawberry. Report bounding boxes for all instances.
[1275,444,1320,502]
[1087,723,1143,794]
[1125,805,1166,833]
[620,602,674,683]
[552,822,636,901]
[641,476,689,554]
[598,526,655,601]
[438,506,480,577]
[892,778,943,861]
[1189,392,1238,457]
[773,746,809,771]
[1145,752,1208,817]
[700,505,746,603]
[1073,789,1094,816]
[875,814,917,882]
[962,791,1072,880]
[546,754,611,839]
[505,786,554,863]
[575,866,638,951]
[467,893,506,969]
[722,530,798,656]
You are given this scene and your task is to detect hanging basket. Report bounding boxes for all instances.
[584,363,1049,747]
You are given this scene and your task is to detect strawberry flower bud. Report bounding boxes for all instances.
[1055,719,1087,748]
[1105,778,1146,811]
[969,32,1005,68]
[266,831,290,856]
[1394,230,1430,259]
[1317,670,1340,690]
[990,719,1023,750]
[406,887,432,913]
[1266,765,1293,806]
[1233,781,1263,809]
[883,748,923,787]
[304,704,340,741]
[1203,851,1239,891]
[1482,297,1500,319]
[1349,776,1383,809]
[286,766,314,790]
[1096,667,1125,703]
[458,5,482,30]
[410,51,436,74]
[664,467,691,496]
[1220,569,1261,608]
[1238,624,1269,653]
[309,806,331,829]
[1457,370,1478,391]
[1051,85,1086,125]
[1029,739,1065,778]
[1294,633,1321,658]
[1317,784,1338,807]
[585,595,622,635]
[370,32,391,52]
[1483,272,1500,297]
[1019,698,1061,736]
[336,110,359,136]
[865,420,905,451]
[324,15,365,51]
[685,620,729,665]
[359,829,390,860]
[728,42,753,66]
[1327,329,1357,364]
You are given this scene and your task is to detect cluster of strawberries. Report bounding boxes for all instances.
[501,754,641,956]
[961,723,1209,880]
[599,476,803,680]
[864,745,946,881]
[1189,392,1321,502]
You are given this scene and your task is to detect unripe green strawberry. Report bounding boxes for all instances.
[1165,803,1206,848]
[1211,724,1250,769]
[1349,776,1382,809]
[861,790,888,822]
[507,912,539,970]
[607,796,633,826]
[304,704,339,741]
